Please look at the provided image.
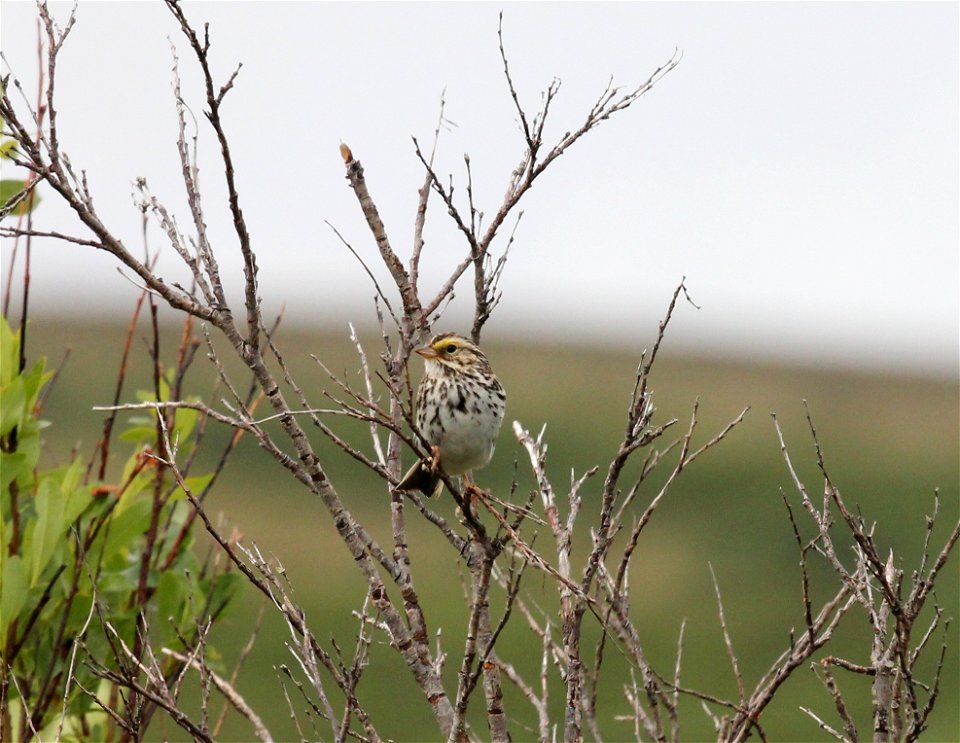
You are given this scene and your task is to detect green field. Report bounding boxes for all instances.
[19,317,960,741]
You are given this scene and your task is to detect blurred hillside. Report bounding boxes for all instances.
[18,316,960,741]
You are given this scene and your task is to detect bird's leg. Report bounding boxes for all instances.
[454,471,481,529]
[427,445,441,474]
[462,471,485,501]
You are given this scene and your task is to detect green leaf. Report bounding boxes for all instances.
[118,424,157,444]
[0,316,19,386]
[30,475,68,585]
[62,459,94,526]
[154,570,189,630]
[0,319,50,441]
[60,456,84,498]
[0,179,41,216]
[111,450,153,513]
[9,425,41,486]
[114,470,152,515]
[135,375,170,404]
[172,405,198,440]
[95,564,141,596]
[100,497,152,562]
[20,357,51,415]
[65,589,94,629]
[0,140,18,160]
[0,373,25,436]
[0,554,27,637]
[0,451,28,493]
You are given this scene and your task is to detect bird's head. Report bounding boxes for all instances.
[415,333,490,375]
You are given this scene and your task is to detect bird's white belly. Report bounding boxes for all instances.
[435,406,500,475]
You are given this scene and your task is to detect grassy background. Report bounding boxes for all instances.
[22,316,959,742]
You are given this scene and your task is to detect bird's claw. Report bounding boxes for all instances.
[428,445,441,475]
[463,482,487,501]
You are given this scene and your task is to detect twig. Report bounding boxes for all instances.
[163,648,272,741]
[709,564,746,708]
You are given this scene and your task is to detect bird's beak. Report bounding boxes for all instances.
[416,345,439,359]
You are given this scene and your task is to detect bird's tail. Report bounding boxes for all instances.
[397,459,444,498]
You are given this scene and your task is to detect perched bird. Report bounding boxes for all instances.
[397,333,506,497]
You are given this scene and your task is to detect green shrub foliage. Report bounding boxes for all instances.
[0,315,241,740]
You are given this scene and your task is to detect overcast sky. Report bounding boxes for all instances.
[1,1,957,376]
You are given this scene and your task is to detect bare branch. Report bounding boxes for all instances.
[164,0,260,348]
[163,648,273,742]
[339,142,423,322]
[709,564,747,709]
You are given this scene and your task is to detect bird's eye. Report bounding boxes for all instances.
[445,343,458,354]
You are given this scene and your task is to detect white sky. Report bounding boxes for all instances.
[1,1,957,377]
